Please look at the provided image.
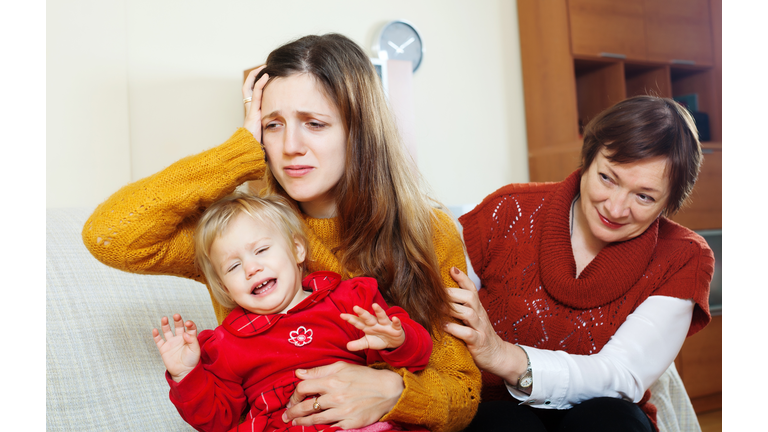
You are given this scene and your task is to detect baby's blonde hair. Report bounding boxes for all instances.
[194,192,309,309]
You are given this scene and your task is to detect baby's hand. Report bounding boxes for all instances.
[341,304,405,351]
[152,314,200,382]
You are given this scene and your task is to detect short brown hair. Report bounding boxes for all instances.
[194,193,309,309]
[580,95,703,215]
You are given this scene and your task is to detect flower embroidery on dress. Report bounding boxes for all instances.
[288,326,313,347]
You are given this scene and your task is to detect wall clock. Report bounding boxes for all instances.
[373,20,425,72]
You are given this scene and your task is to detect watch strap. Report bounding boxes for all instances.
[515,343,532,390]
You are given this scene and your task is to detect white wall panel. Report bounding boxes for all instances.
[47,0,132,208]
[47,0,528,209]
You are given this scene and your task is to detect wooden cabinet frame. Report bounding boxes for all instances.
[517,0,722,413]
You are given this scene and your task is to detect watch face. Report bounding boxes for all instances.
[519,371,533,388]
[379,21,424,71]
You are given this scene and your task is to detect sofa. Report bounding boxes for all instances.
[46,207,702,431]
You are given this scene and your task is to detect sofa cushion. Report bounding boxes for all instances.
[649,362,702,432]
[46,208,219,431]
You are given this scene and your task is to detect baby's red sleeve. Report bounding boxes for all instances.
[345,277,433,372]
[166,329,247,432]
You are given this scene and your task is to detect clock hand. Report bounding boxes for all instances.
[388,41,404,54]
[398,37,415,51]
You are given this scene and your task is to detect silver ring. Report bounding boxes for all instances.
[243,97,252,104]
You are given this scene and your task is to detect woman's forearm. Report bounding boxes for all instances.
[508,296,694,408]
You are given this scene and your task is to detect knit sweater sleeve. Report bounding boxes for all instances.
[653,221,715,336]
[81,129,266,313]
[377,209,481,432]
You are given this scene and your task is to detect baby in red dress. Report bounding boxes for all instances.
[152,193,432,432]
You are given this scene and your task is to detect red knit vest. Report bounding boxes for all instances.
[459,171,713,427]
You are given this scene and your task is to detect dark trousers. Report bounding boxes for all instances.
[464,398,655,432]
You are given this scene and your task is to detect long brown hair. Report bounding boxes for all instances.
[580,95,702,215]
[253,33,451,334]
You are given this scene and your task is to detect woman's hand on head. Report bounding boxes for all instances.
[281,362,403,430]
[444,267,513,375]
[242,65,269,141]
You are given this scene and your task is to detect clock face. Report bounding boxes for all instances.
[378,21,424,72]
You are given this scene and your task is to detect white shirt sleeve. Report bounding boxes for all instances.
[505,295,694,409]
[466,253,482,290]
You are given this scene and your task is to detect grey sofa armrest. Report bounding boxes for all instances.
[46,208,218,431]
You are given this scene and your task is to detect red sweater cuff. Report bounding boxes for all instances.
[379,325,431,372]
[166,361,206,402]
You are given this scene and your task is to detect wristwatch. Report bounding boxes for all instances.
[515,344,533,391]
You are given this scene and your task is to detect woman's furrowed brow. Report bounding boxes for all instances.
[262,109,329,120]
[296,110,331,118]
[262,110,281,120]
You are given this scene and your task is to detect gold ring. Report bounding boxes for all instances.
[243,97,252,104]
[312,396,321,411]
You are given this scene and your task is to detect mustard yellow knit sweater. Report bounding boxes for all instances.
[82,128,480,432]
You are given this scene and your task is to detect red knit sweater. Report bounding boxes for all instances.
[459,170,713,425]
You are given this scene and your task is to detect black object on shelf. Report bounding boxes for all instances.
[691,111,711,142]
[674,93,699,112]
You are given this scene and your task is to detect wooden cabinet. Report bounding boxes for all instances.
[569,0,647,60]
[645,0,714,65]
[574,59,627,134]
[517,0,721,193]
[568,0,714,65]
[670,146,722,230]
[675,314,722,413]
[518,0,722,413]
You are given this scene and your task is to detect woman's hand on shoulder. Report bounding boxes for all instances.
[242,65,269,141]
[444,267,513,375]
[282,361,403,430]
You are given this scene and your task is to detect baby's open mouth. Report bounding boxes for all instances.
[251,279,276,295]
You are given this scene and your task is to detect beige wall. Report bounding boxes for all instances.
[46,0,529,209]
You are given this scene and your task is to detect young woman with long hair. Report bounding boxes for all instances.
[83,33,480,432]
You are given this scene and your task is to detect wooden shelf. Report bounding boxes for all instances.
[669,147,721,230]
[518,0,722,412]
[625,63,671,99]
[518,0,722,226]
[575,59,626,134]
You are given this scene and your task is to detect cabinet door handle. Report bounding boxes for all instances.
[671,59,696,65]
[599,52,626,59]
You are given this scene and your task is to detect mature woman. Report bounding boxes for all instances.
[83,33,480,432]
[445,95,714,432]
